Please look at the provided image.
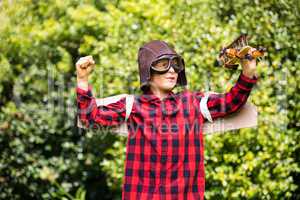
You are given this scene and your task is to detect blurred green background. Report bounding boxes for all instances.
[0,0,299,199]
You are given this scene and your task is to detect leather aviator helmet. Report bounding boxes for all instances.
[137,40,187,92]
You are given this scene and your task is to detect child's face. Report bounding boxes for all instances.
[149,60,178,92]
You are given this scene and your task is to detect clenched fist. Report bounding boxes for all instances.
[76,55,95,81]
[241,48,257,79]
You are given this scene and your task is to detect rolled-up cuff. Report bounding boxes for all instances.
[76,84,93,98]
[237,73,258,91]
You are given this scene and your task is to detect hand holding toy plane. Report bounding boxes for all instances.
[218,34,266,69]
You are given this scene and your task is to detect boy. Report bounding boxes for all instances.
[76,40,258,200]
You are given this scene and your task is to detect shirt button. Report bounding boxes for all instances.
[150,155,157,162]
[159,185,165,193]
[161,155,167,164]
[162,139,168,146]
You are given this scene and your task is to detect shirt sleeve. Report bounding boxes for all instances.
[77,85,127,129]
[195,73,258,121]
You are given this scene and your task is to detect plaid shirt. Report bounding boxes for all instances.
[77,73,257,200]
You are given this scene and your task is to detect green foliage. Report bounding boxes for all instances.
[0,0,299,199]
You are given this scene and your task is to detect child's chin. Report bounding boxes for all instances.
[163,84,176,90]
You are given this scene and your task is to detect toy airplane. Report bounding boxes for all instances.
[218,34,266,69]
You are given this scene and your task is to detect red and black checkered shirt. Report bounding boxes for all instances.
[77,73,257,200]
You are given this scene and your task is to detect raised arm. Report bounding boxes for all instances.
[205,72,257,121]
[77,85,127,128]
[76,55,127,129]
[195,55,258,121]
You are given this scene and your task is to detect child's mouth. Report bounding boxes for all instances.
[166,77,175,81]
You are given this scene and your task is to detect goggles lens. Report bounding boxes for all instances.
[151,55,184,73]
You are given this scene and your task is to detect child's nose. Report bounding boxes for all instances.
[168,66,176,73]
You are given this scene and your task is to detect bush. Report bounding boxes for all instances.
[0,0,299,199]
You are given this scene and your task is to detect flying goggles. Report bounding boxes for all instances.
[150,55,184,74]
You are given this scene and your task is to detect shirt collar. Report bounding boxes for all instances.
[141,89,176,103]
